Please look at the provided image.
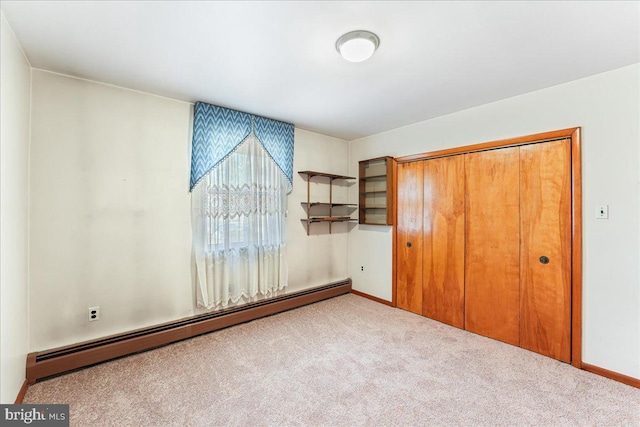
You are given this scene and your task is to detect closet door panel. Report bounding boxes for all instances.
[465,148,520,346]
[422,155,465,328]
[520,139,572,362]
[396,161,423,315]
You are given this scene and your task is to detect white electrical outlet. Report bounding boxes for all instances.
[88,306,100,322]
[596,205,609,219]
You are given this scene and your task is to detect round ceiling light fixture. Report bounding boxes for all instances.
[336,30,380,63]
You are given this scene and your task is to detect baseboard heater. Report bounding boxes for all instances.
[27,279,351,383]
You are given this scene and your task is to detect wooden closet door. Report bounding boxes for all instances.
[520,139,572,362]
[422,155,465,328]
[465,148,520,346]
[396,161,423,315]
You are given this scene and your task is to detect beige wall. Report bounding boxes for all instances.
[0,12,31,403]
[287,128,351,289]
[348,63,640,379]
[28,70,350,351]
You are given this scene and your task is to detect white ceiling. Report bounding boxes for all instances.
[2,1,639,140]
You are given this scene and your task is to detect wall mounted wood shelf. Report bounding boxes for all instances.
[299,171,356,235]
[300,202,357,208]
[298,171,354,180]
[358,157,395,225]
[301,216,355,223]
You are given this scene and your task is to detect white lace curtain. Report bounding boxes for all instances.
[191,134,288,309]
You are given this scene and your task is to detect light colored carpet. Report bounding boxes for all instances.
[24,294,640,426]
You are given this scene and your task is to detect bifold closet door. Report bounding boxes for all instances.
[422,155,465,328]
[520,139,571,362]
[465,148,521,346]
[396,161,423,315]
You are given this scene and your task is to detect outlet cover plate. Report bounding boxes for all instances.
[88,306,100,322]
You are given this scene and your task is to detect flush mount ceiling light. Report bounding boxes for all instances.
[336,30,380,63]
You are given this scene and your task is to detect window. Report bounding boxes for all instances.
[192,135,288,308]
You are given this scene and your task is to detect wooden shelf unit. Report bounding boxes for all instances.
[300,202,357,208]
[358,157,395,225]
[299,171,357,235]
[302,216,355,223]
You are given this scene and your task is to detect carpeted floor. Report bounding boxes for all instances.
[24,294,640,426]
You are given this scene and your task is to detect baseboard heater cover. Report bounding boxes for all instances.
[27,279,351,383]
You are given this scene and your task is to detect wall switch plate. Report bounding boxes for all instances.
[89,306,100,322]
[596,205,609,219]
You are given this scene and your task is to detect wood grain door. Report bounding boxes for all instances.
[520,139,572,362]
[396,161,423,315]
[465,148,521,346]
[422,155,465,328]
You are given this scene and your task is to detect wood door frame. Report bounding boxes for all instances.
[393,127,582,368]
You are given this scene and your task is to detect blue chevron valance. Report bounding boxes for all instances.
[189,102,294,192]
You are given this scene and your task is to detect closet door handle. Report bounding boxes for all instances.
[406,242,412,248]
[539,256,549,264]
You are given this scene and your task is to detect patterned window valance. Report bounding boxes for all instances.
[189,102,294,193]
